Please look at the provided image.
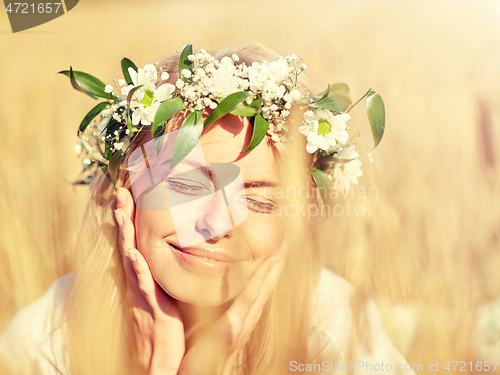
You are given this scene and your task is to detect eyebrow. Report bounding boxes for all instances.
[156,157,211,179]
[181,160,211,178]
[244,181,278,188]
[154,153,278,188]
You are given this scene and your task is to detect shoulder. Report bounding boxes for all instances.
[309,269,413,372]
[0,274,75,375]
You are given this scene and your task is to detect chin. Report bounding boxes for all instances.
[152,270,246,306]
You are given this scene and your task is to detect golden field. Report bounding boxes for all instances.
[0,0,499,372]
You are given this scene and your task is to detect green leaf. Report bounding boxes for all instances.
[154,124,166,154]
[230,104,258,117]
[205,91,251,126]
[248,97,262,111]
[170,111,204,168]
[104,142,112,160]
[79,101,109,133]
[121,58,138,85]
[59,68,113,100]
[310,94,352,112]
[243,114,269,153]
[311,168,330,202]
[151,97,185,136]
[314,83,350,99]
[127,118,136,133]
[67,67,90,97]
[366,91,385,147]
[126,85,142,105]
[315,84,330,103]
[108,151,122,188]
[179,44,193,81]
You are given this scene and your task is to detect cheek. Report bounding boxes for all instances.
[134,208,176,252]
[237,214,284,260]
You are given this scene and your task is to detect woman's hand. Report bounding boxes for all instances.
[115,186,286,375]
[115,187,185,375]
[178,243,287,375]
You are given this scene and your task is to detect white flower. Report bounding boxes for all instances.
[176,79,185,89]
[210,56,243,98]
[114,142,124,151]
[121,85,133,96]
[161,72,170,81]
[104,85,114,93]
[128,64,175,126]
[232,54,240,62]
[181,69,192,79]
[333,158,363,193]
[337,145,360,160]
[290,89,301,101]
[195,68,206,78]
[298,109,350,153]
[246,58,291,95]
[301,64,307,71]
[118,79,126,87]
[74,144,82,154]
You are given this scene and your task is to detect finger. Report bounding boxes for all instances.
[115,208,137,256]
[127,248,160,311]
[228,238,288,320]
[226,256,279,327]
[116,187,136,221]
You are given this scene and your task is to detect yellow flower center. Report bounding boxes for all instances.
[140,90,155,107]
[317,121,331,136]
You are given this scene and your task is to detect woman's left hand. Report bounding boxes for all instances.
[178,245,287,375]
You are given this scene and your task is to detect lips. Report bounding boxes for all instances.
[169,243,240,263]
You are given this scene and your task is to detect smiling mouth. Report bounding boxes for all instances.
[168,242,240,263]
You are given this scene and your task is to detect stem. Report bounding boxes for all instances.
[122,125,144,154]
[346,88,371,113]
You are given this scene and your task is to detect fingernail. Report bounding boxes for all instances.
[127,251,137,263]
[116,188,126,208]
[114,210,124,227]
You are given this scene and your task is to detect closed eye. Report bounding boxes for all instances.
[164,178,211,196]
[245,197,277,214]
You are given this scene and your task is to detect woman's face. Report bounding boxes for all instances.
[134,115,285,306]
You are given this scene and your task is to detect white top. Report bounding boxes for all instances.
[0,269,413,374]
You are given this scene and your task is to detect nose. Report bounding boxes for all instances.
[195,191,234,242]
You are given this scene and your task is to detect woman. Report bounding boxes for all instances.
[0,44,413,374]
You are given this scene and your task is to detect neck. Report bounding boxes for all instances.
[174,299,232,350]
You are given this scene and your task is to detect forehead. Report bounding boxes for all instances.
[199,115,278,184]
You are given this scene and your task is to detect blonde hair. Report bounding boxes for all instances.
[64,44,323,375]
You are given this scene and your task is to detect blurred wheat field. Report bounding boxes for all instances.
[1,0,500,372]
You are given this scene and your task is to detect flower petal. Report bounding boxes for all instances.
[154,83,175,102]
[334,130,349,144]
[306,142,318,153]
[318,136,330,150]
[306,132,319,144]
[297,125,310,136]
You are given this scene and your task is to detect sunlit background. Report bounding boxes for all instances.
[1,0,499,372]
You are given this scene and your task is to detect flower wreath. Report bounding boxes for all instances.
[62,44,385,198]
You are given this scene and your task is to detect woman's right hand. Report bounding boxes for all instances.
[115,187,185,375]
